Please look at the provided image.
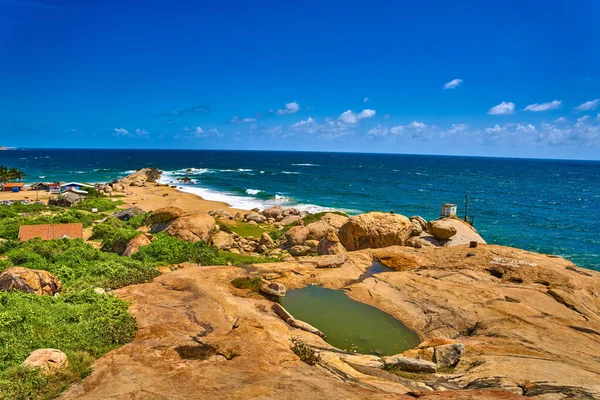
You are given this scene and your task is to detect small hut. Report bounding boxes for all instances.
[441,203,457,218]
[2,182,24,192]
[49,191,86,207]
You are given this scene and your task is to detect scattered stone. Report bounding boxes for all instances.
[410,216,428,231]
[305,240,319,249]
[260,232,275,247]
[279,215,302,225]
[383,355,437,373]
[410,219,423,237]
[93,287,106,295]
[260,280,286,297]
[245,211,266,224]
[0,267,62,296]
[208,209,234,220]
[262,206,284,219]
[290,245,311,257]
[22,349,68,374]
[103,185,113,193]
[316,231,347,255]
[314,254,349,268]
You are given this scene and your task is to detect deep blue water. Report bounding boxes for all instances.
[1,149,599,271]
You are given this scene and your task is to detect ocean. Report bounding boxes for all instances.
[1,149,599,271]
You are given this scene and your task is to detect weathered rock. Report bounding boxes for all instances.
[410,216,428,231]
[22,349,68,374]
[210,231,235,249]
[306,221,330,241]
[119,168,162,186]
[404,236,434,249]
[383,355,437,373]
[260,232,275,247]
[0,267,62,296]
[279,215,302,225]
[426,218,486,247]
[112,207,146,222]
[338,212,412,251]
[286,225,309,246]
[131,180,144,187]
[290,245,312,257]
[123,234,152,257]
[103,185,113,193]
[305,240,319,249]
[306,213,349,241]
[410,219,423,237]
[262,206,284,219]
[145,207,185,225]
[434,343,465,367]
[427,219,458,240]
[289,319,325,338]
[313,253,349,268]
[166,214,217,242]
[259,280,286,297]
[208,209,234,220]
[244,211,266,224]
[317,231,347,255]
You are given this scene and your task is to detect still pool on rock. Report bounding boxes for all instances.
[281,285,421,355]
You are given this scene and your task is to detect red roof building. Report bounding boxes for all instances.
[18,223,84,241]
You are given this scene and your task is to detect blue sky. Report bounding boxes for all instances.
[1,0,599,159]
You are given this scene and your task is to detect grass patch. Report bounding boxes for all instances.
[219,220,269,238]
[90,217,140,252]
[291,341,320,366]
[230,277,262,292]
[73,197,125,213]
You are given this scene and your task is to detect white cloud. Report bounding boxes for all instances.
[407,121,426,129]
[367,125,388,137]
[524,100,562,112]
[443,78,463,89]
[358,109,376,119]
[448,124,469,134]
[488,101,515,115]
[574,99,599,112]
[135,129,148,137]
[390,126,404,135]
[277,102,300,115]
[230,116,257,123]
[363,97,369,103]
[291,117,315,128]
[195,127,204,134]
[554,117,567,123]
[114,128,129,135]
[339,110,358,124]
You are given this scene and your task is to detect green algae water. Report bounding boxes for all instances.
[281,285,420,355]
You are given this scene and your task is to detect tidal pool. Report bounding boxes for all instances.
[281,284,420,355]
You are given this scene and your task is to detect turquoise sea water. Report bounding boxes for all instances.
[2,149,599,271]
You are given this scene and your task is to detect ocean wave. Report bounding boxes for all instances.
[281,171,300,175]
[245,189,263,195]
[291,163,319,167]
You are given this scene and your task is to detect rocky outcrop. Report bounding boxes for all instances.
[338,212,412,251]
[290,245,312,257]
[123,234,152,257]
[244,211,266,224]
[306,213,349,241]
[146,207,186,225]
[262,206,285,219]
[0,267,62,296]
[259,280,286,297]
[383,355,437,373]
[22,349,68,374]
[112,207,146,222]
[210,231,235,250]
[118,168,162,187]
[166,214,217,243]
[208,209,234,220]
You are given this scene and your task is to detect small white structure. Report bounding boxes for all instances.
[441,203,457,218]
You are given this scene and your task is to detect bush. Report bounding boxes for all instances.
[231,277,261,292]
[0,290,136,399]
[291,341,320,366]
[0,207,97,240]
[73,197,125,212]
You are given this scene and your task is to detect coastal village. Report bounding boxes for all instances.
[1,168,599,399]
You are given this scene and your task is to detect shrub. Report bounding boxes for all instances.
[73,197,125,212]
[291,341,320,366]
[231,277,261,292]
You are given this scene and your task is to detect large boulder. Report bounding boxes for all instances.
[428,218,486,246]
[208,209,234,220]
[113,207,146,222]
[286,226,309,246]
[290,245,311,257]
[259,280,286,297]
[317,231,346,255]
[428,219,458,240]
[166,214,217,242]
[123,234,152,257]
[119,168,162,186]
[338,212,412,251]
[146,207,185,225]
[22,349,68,374]
[410,216,428,231]
[244,211,266,224]
[210,231,235,249]
[279,215,302,226]
[0,267,62,296]
[306,213,349,241]
[410,219,423,237]
[434,343,465,367]
[262,206,284,219]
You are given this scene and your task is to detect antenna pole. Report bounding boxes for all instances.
[464,194,469,222]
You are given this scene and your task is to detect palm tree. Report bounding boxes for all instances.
[7,167,24,182]
[0,166,7,184]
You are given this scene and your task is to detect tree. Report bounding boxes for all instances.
[0,166,7,184]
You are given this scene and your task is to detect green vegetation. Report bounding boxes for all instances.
[230,276,262,292]
[291,341,320,366]
[0,204,98,240]
[73,196,125,213]
[219,219,269,238]
[0,165,25,183]
[90,217,141,252]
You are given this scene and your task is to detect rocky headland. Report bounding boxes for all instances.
[4,169,600,399]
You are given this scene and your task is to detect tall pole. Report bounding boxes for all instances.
[464,194,469,222]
